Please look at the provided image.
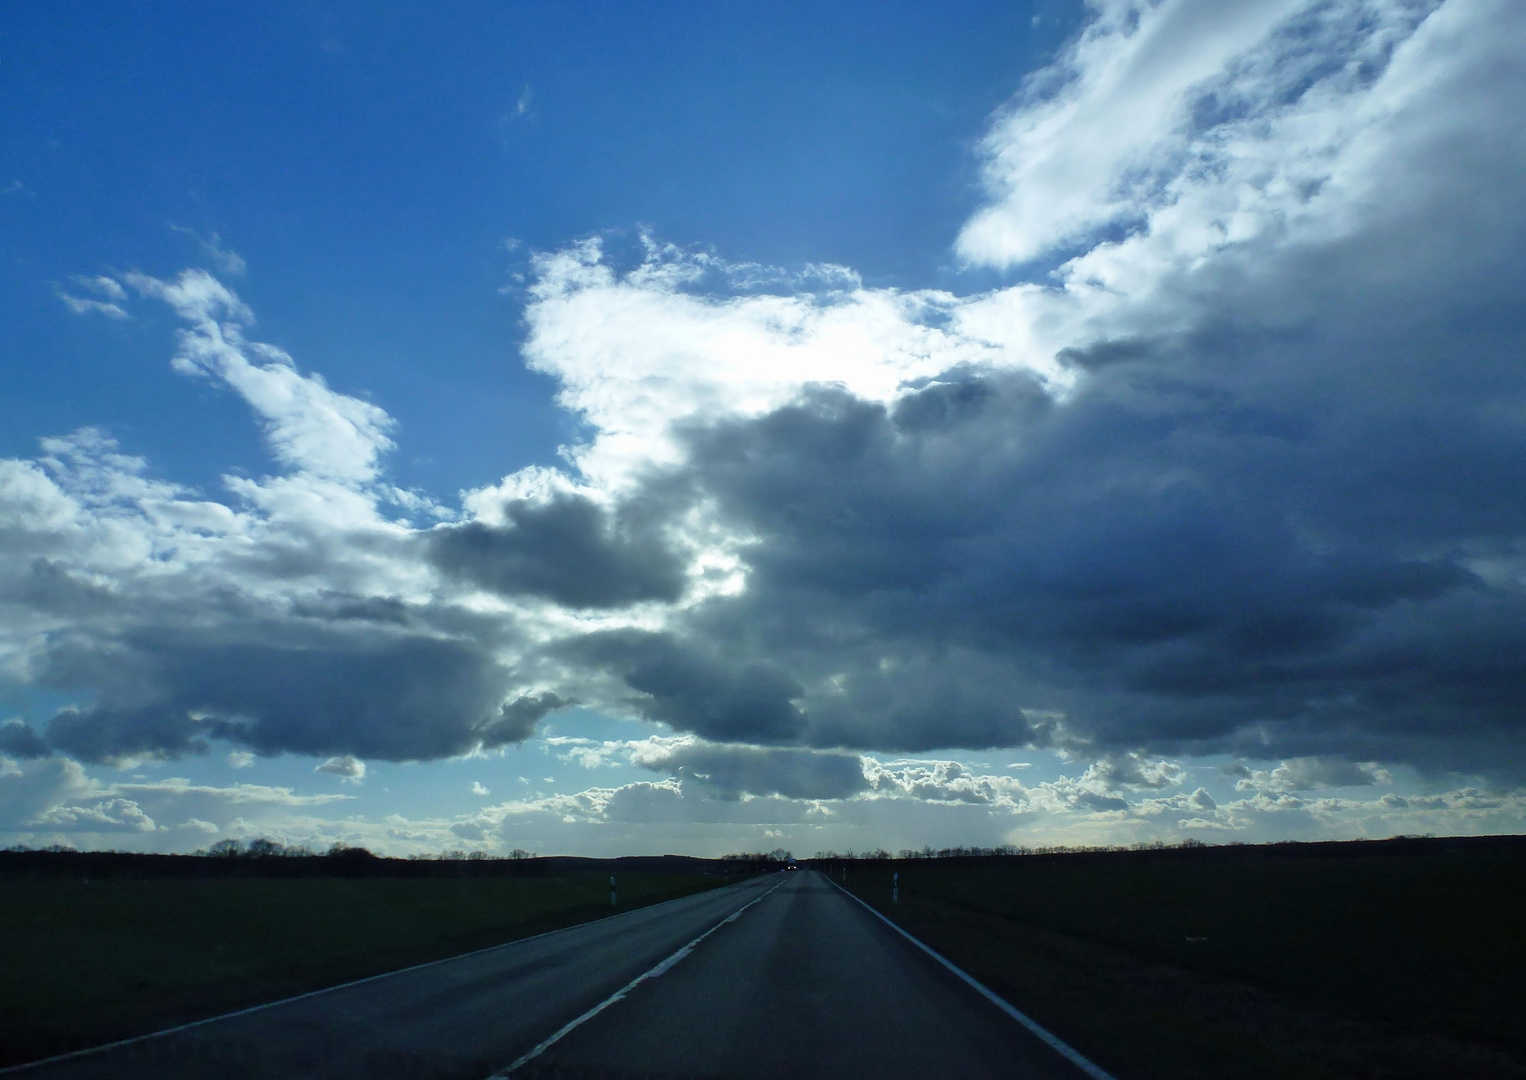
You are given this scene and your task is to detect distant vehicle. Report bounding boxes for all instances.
[786,859,798,871]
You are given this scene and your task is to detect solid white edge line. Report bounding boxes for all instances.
[0,873,768,1077]
[824,874,1119,1080]
[490,878,784,1077]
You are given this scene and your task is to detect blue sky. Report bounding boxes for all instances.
[1,1,1077,498]
[3,0,1525,856]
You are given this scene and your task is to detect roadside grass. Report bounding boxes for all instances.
[834,845,1526,1080]
[0,871,729,1068]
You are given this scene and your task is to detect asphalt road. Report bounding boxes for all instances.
[11,871,1095,1080]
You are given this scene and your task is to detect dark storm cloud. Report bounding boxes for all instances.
[575,5,1526,778]
[564,630,807,743]
[0,719,50,759]
[611,188,1526,775]
[495,691,573,743]
[429,491,686,608]
[46,705,210,764]
[38,627,527,763]
[14,558,121,618]
[637,741,868,801]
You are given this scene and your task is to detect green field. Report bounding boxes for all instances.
[0,870,727,1068]
[834,842,1526,1080]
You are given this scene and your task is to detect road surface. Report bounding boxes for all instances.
[9,871,1099,1080]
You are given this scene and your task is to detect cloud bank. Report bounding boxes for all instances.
[6,0,1526,850]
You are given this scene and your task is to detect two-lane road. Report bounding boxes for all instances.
[517,870,1091,1079]
[9,871,1103,1080]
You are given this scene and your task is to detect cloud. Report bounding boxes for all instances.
[956,0,1324,266]
[1082,753,1188,793]
[40,631,521,764]
[863,758,1031,807]
[9,743,1512,856]
[7,0,1526,821]
[0,757,350,845]
[543,733,868,800]
[443,746,1526,854]
[563,631,808,743]
[34,795,159,833]
[1234,757,1388,794]
[170,225,247,276]
[470,781,489,796]
[2,280,534,767]
[627,737,868,800]
[0,720,49,760]
[123,270,395,484]
[429,488,686,608]
[0,757,100,830]
[1138,786,1218,816]
[73,275,126,301]
[56,276,129,320]
[316,755,365,783]
[519,235,1025,492]
[501,0,1526,779]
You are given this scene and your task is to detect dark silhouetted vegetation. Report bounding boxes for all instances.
[0,840,736,881]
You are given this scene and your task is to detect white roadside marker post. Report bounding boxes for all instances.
[610,876,617,907]
[893,871,899,905]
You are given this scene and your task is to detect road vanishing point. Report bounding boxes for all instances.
[8,871,1111,1080]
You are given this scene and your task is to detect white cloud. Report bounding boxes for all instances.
[1079,753,1187,793]
[957,0,1309,267]
[863,758,1028,808]
[34,796,159,833]
[124,270,395,485]
[72,275,127,301]
[1233,757,1388,794]
[170,225,247,276]
[1138,786,1218,816]
[55,287,128,320]
[316,755,366,783]
[0,757,352,847]
[470,781,490,796]
[519,236,1034,493]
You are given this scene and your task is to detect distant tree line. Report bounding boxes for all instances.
[196,838,537,862]
[0,843,729,880]
[7,833,1516,880]
[718,849,796,873]
[801,833,1522,868]
[805,840,1208,861]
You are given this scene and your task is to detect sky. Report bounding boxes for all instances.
[2,0,1524,857]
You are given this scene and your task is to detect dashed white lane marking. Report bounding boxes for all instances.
[493,878,785,1077]
[825,875,1118,1080]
